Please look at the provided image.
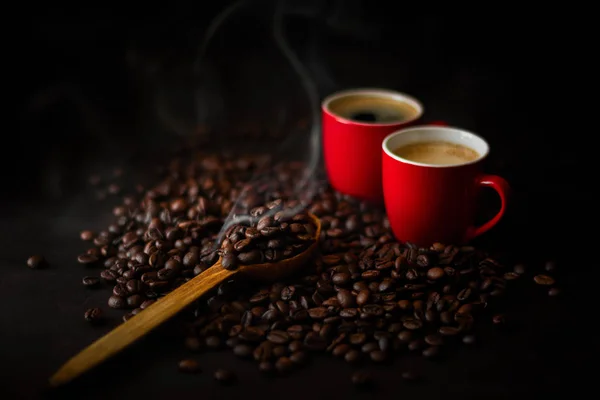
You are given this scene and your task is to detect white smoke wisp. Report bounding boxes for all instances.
[272,0,322,206]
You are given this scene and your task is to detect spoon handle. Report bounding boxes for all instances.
[50,262,235,387]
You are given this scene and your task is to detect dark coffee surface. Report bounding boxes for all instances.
[328,95,419,123]
[1,5,591,400]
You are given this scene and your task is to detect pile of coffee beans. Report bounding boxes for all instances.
[75,152,560,387]
[219,201,318,270]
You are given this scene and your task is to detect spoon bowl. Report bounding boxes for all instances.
[237,213,321,281]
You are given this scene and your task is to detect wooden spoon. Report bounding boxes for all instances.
[49,213,321,387]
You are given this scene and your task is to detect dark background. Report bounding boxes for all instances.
[1,1,593,399]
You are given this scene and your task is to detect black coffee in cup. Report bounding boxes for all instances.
[327,94,420,124]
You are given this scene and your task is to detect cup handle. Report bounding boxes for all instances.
[466,174,511,240]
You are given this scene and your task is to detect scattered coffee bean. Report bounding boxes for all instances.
[513,264,526,275]
[352,370,373,387]
[178,359,200,373]
[214,369,235,384]
[80,230,94,241]
[534,274,555,286]
[544,261,557,272]
[422,346,440,359]
[548,288,561,296]
[108,295,125,309]
[84,308,104,324]
[77,254,98,265]
[275,356,294,373]
[27,255,47,269]
[82,276,100,287]
[462,335,476,345]
[401,371,419,381]
[184,337,202,352]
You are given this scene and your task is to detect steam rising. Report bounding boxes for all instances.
[188,0,324,245]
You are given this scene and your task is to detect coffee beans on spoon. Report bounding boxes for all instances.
[219,201,317,270]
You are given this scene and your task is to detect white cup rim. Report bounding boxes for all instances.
[321,88,423,127]
[382,125,490,168]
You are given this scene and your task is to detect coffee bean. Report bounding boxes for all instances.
[77,254,99,265]
[178,359,200,373]
[548,287,561,296]
[84,308,104,324]
[534,274,555,286]
[332,343,350,357]
[422,346,440,358]
[27,255,47,269]
[258,361,274,374]
[462,335,476,345]
[108,295,125,309]
[401,371,419,381]
[233,344,253,358]
[82,276,100,287]
[275,356,294,373]
[439,326,460,336]
[289,351,307,365]
[425,334,443,346]
[351,370,373,387]
[205,336,222,349]
[370,350,387,362]
[222,253,238,270]
[267,330,290,345]
[127,294,144,308]
[184,337,202,352]
[545,261,557,272]
[345,349,361,364]
[140,299,155,309]
[80,230,94,241]
[514,264,526,274]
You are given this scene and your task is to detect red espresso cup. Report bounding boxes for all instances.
[382,126,510,246]
[322,88,426,203]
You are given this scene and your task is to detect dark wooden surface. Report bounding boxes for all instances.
[1,3,593,399]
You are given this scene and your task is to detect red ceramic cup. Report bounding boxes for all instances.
[322,88,428,203]
[382,126,510,246]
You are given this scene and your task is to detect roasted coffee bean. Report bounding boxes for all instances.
[462,335,476,345]
[108,295,125,309]
[205,336,222,349]
[140,299,155,309]
[258,361,274,374]
[426,267,444,280]
[184,337,202,352]
[77,254,99,265]
[267,330,290,345]
[545,261,557,272]
[439,326,460,336]
[27,255,47,269]
[233,344,253,358]
[548,287,561,296]
[534,274,555,286]
[289,351,307,365]
[82,276,100,287]
[80,230,94,241]
[352,370,373,387]
[112,284,128,297]
[422,346,440,358]
[214,369,235,384]
[401,371,419,381]
[222,253,238,270]
[84,308,104,324]
[275,356,294,373]
[178,359,201,373]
